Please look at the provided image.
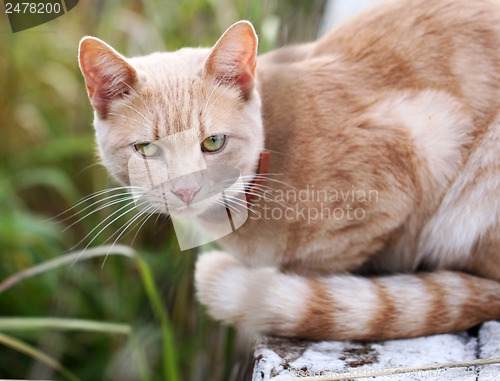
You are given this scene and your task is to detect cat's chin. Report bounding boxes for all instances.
[166,198,218,219]
[168,198,246,222]
[168,204,205,218]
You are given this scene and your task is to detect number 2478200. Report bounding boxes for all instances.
[5,2,62,14]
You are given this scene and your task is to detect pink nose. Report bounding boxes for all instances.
[172,186,200,205]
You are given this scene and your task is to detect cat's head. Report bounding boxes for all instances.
[78,21,264,219]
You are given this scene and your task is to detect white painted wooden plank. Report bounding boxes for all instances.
[477,321,500,381]
[253,332,478,381]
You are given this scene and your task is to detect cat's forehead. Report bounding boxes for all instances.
[127,48,214,136]
[130,47,211,78]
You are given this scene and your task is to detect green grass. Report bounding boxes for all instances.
[0,1,325,379]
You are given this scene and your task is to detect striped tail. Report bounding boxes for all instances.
[195,251,500,341]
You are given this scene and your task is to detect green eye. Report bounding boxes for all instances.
[134,143,160,157]
[201,135,226,152]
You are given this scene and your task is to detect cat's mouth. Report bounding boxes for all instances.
[169,203,203,218]
[169,194,235,218]
[140,191,224,219]
[149,192,247,222]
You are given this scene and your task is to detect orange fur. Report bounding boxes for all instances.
[79,0,500,340]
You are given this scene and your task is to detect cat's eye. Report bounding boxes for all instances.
[201,135,226,152]
[134,143,160,157]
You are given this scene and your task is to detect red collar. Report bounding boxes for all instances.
[246,150,271,203]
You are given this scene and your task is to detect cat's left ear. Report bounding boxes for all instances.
[79,37,138,117]
[204,21,258,100]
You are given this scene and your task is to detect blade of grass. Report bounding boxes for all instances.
[134,255,180,381]
[0,244,180,380]
[0,245,135,294]
[0,317,130,335]
[131,333,153,381]
[0,332,80,381]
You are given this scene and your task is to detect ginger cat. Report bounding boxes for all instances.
[79,0,500,341]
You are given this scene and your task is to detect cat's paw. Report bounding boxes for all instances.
[195,251,294,334]
[194,251,249,324]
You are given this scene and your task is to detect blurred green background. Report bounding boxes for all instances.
[0,1,326,380]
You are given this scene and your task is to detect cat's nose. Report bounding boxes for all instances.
[172,186,200,205]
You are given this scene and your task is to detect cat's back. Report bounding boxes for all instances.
[263,0,500,63]
[259,0,500,130]
[313,0,500,58]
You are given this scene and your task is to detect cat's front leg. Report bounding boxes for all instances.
[195,251,302,333]
[195,252,500,340]
[194,251,275,328]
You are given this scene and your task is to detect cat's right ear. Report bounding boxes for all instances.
[78,37,137,117]
[204,21,258,100]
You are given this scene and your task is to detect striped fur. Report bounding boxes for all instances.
[80,0,500,340]
[195,252,500,340]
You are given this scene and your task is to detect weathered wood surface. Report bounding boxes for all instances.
[252,321,500,380]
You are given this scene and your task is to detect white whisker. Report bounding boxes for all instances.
[219,196,260,216]
[63,195,138,232]
[46,186,145,222]
[105,112,145,127]
[118,79,155,120]
[243,190,293,210]
[201,66,239,121]
[101,205,156,267]
[95,97,150,123]
[104,205,154,246]
[131,208,160,246]
[59,192,135,224]
[72,200,151,264]
[214,199,241,214]
[70,199,146,253]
